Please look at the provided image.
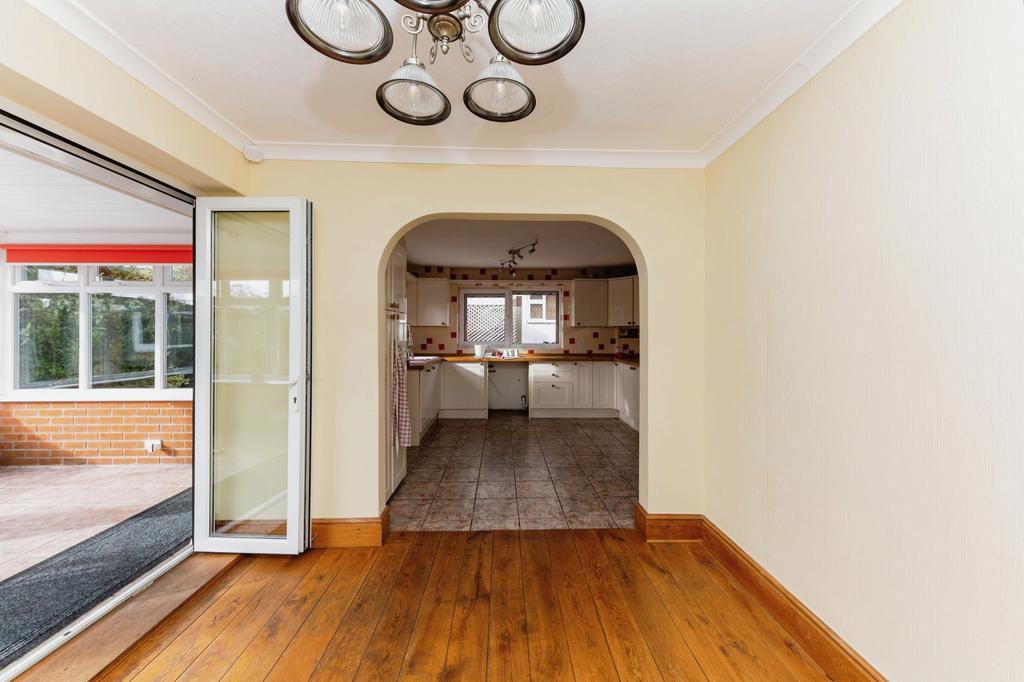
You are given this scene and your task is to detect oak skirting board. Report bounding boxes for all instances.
[634,504,886,682]
[311,507,390,548]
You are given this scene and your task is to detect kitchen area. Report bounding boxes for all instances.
[383,219,642,531]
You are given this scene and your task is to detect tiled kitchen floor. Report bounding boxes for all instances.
[389,414,640,531]
[0,464,192,582]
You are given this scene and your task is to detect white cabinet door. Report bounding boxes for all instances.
[572,361,593,408]
[533,381,573,409]
[406,273,418,325]
[572,279,608,327]
[417,279,450,327]
[608,277,634,326]
[592,362,616,409]
[616,362,640,428]
[442,362,487,410]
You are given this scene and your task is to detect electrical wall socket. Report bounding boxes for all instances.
[144,439,162,453]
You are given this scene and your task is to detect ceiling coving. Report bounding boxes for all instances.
[286,0,585,125]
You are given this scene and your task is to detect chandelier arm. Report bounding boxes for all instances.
[401,14,427,35]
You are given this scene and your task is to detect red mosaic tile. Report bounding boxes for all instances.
[610,337,616,343]
[527,349,535,355]
[562,314,570,321]
[587,350,593,355]
[420,344,427,350]
[456,349,464,355]
[492,275,498,280]
[592,332,599,338]
[451,296,457,302]
[426,337,433,344]
[569,338,576,344]
[545,275,551,280]
[450,331,457,338]
[425,266,432,273]
[438,343,445,350]
[563,290,570,297]
[461,274,468,280]
[598,344,605,350]
[479,268,486,275]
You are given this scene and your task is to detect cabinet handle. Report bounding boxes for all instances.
[551,384,558,388]
[630,366,637,371]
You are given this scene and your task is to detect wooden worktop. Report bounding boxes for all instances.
[409,354,640,369]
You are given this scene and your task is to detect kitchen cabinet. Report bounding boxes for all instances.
[616,361,640,429]
[572,279,608,327]
[592,362,616,409]
[631,275,640,327]
[442,361,487,414]
[608,276,637,326]
[408,363,442,445]
[533,381,573,409]
[406,272,418,325]
[385,246,407,313]
[417,278,450,327]
[572,361,593,408]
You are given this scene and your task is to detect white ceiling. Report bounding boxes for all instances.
[0,146,191,242]
[404,219,633,268]
[39,0,901,167]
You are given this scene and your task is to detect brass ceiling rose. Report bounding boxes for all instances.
[428,14,463,43]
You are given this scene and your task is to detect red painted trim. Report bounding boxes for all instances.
[1,244,192,264]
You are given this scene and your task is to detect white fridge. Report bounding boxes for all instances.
[384,245,410,499]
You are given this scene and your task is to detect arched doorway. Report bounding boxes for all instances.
[378,215,645,531]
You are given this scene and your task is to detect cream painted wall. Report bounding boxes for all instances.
[705,0,1024,679]
[248,162,705,521]
[0,0,249,194]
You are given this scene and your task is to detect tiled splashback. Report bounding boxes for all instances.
[407,266,640,356]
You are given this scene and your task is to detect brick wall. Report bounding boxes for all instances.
[0,401,193,465]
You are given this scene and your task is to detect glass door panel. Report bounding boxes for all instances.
[194,198,310,555]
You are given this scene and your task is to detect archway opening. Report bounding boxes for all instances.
[379,215,644,531]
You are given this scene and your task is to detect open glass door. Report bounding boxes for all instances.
[193,197,311,554]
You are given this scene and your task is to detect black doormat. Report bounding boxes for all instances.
[0,488,192,670]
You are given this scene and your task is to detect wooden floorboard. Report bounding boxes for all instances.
[96,530,831,682]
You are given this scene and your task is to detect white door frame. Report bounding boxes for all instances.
[193,196,311,555]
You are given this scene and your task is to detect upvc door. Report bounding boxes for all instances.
[193,197,312,554]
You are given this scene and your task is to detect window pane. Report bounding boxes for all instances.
[513,292,559,345]
[95,265,154,283]
[17,293,80,388]
[464,294,507,343]
[91,293,156,388]
[170,264,193,282]
[22,265,78,283]
[167,293,194,388]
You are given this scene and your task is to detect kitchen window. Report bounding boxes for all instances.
[460,288,561,348]
[3,264,194,398]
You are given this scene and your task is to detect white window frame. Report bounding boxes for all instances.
[1,263,193,402]
[458,286,562,349]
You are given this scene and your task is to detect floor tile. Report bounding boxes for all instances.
[434,481,478,499]
[565,512,617,529]
[441,467,480,482]
[427,499,475,516]
[393,481,439,500]
[518,497,563,518]
[476,481,515,499]
[479,467,514,482]
[558,497,608,515]
[516,480,556,498]
[474,498,518,516]
[513,467,551,481]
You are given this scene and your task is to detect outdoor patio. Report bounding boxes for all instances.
[0,465,191,582]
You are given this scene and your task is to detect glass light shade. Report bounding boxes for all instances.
[393,0,471,14]
[376,58,452,125]
[464,56,536,122]
[286,0,392,64]
[489,0,585,65]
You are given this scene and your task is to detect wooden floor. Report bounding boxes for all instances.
[96,530,829,681]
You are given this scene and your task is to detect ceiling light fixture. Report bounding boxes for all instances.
[286,0,585,125]
[500,240,538,274]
